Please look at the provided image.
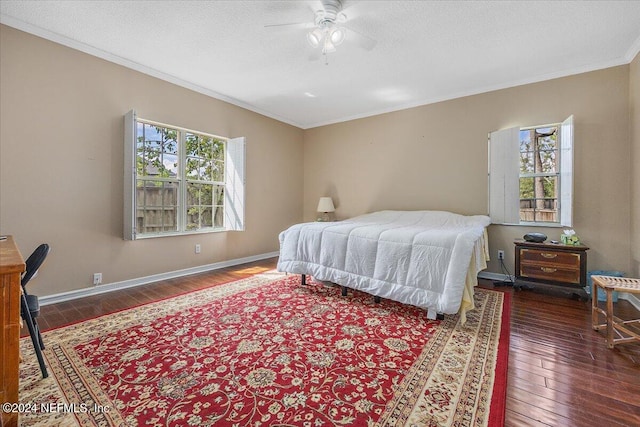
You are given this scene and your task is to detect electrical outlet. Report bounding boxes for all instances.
[195,244,201,254]
[497,250,505,260]
[93,272,102,285]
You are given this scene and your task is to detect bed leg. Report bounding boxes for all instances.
[436,313,444,320]
[341,286,348,296]
[374,296,381,303]
[301,274,306,285]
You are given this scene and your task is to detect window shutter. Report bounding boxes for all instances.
[488,127,520,224]
[225,137,246,231]
[123,110,137,240]
[560,115,574,227]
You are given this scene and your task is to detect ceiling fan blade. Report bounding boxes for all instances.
[336,0,369,21]
[264,22,313,30]
[346,26,377,51]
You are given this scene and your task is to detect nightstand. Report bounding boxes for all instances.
[514,239,589,298]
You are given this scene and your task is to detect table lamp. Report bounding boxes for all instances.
[316,197,335,222]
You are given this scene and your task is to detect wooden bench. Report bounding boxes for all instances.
[591,275,640,348]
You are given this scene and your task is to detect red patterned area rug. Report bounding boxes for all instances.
[18,271,510,427]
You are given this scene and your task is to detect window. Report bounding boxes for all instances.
[488,116,573,226]
[519,125,559,223]
[124,111,245,239]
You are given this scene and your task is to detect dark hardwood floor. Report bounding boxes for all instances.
[29,258,640,426]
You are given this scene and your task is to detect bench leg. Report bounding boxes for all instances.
[606,289,615,349]
[591,280,599,329]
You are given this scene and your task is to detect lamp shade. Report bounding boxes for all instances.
[317,197,335,213]
[306,28,323,48]
[329,27,346,46]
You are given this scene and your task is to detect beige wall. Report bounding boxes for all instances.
[631,52,640,278]
[304,66,632,276]
[0,25,304,296]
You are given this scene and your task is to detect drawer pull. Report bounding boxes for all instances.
[541,267,557,273]
[541,252,557,259]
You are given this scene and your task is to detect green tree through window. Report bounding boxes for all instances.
[519,126,559,223]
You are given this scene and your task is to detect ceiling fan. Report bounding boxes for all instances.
[266,0,376,62]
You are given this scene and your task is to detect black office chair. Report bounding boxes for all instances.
[21,243,50,378]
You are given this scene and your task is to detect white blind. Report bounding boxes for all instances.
[123,110,137,240]
[560,115,574,226]
[488,127,520,224]
[224,136,246,231]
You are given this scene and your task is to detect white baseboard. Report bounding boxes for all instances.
[477,271,512,282]
[478,272,640,310]
[40,251,280,306]
[621,293,640,311]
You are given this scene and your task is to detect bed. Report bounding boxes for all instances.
[277,210,491,323]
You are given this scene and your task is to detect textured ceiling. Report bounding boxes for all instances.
[1,1,640,129]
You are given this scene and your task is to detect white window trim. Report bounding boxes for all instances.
[488,116,573,227]
[123,110,245,240]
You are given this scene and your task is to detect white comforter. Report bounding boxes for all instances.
[277,210,490,315]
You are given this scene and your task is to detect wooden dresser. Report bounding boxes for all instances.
[1,236,25,427]
[514,239,589,298]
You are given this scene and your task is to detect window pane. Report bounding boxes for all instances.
[519,175,558,223]
[534,128,557,174]
[185,133,226,182]
[186,183,214,206]
[163,153,179,177]
[520,152,534,173]
[186,182,202,206]
[201,184,213,205]
[213,185,224,206]
[200,160,212,181]
[185,133,199,157]
[201,207,213,228]
[213,185,224,228]
[537,135,557,173]
[198,160,209,181]
[201,160,224,182]
[186,157,199,178]
[137,123,178,177]
[519,177,534,199]
[212,139,224,161]
[136,180,178,233]
[213,204,224,228]
[186,183,216,230]
[542,176,557,198]
[212,160,224,182]
[519,130,531,149]
[538,150,557,173]
[186,207,202,230]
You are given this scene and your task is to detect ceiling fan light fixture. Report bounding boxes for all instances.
[329,27,346,46]
[307,28,323,48]
[322,38,336,54]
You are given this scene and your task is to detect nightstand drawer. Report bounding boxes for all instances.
[519,248,580,267]
[519,263,581,284]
